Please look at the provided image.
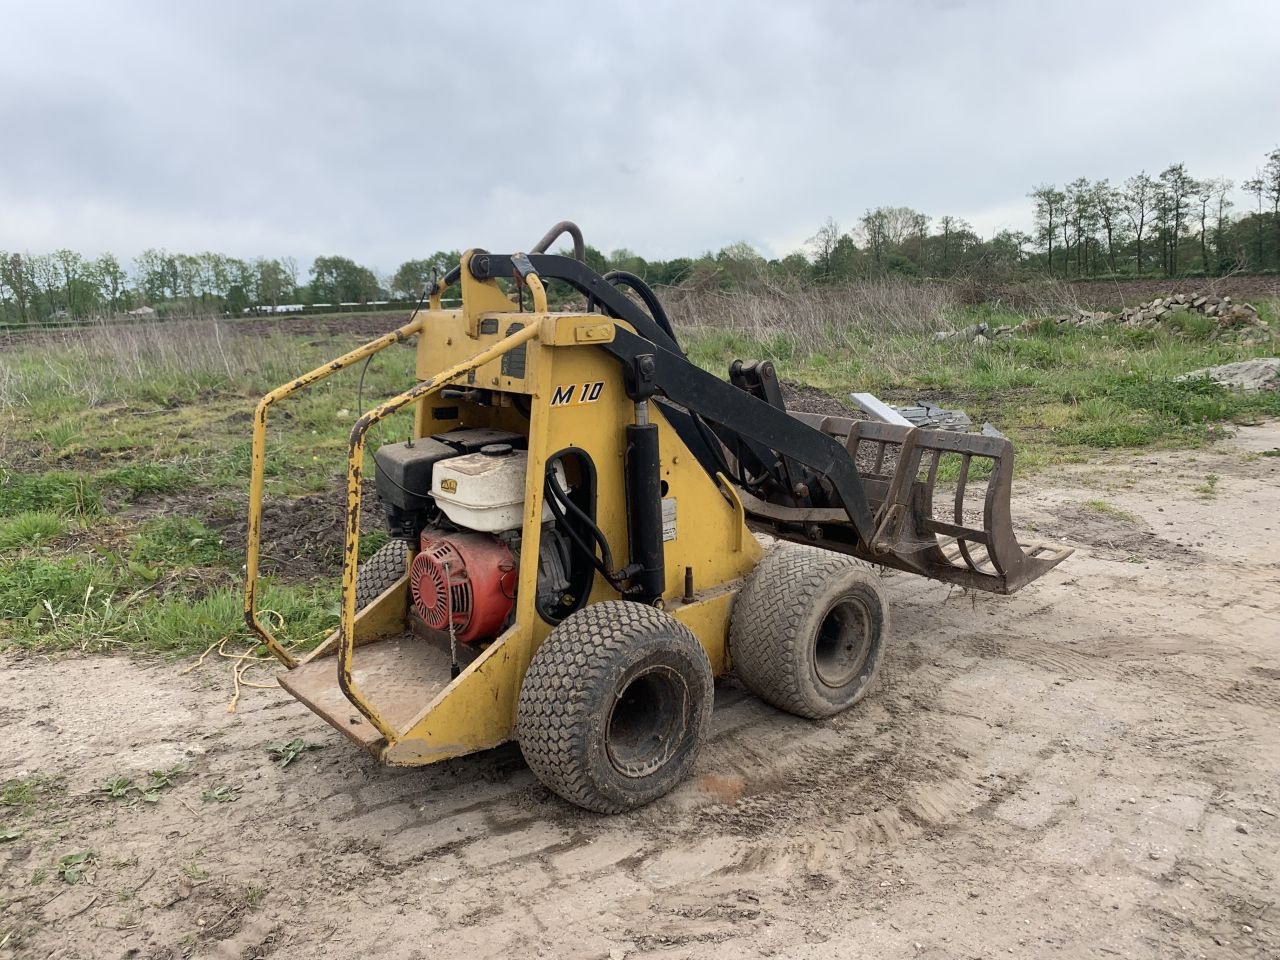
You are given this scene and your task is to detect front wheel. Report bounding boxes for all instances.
[517,601,713,813]
[730,544,889,719]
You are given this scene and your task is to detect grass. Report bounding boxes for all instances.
[0,775,65,813]
[0,512,67,551]
[1081,499,1140,524]
[684,293,1280,469]
[0,315,424,656]
[0,295,1276,658]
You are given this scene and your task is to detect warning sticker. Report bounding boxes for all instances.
[661,497,677,542]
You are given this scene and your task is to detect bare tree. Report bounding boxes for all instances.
[1210,178,1234,270]
[1242,174,1265,269]
[1195,180,1214,272]
[1030,184,1065,275]
[1123,172,1154,276]
[1093,180,1123,274]
[1158,163,1195,275]
[858,210,887,270]
[807,217,842,281]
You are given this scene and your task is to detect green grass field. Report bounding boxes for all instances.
[1,297,1277,659]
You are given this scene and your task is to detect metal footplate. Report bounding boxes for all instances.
[742,413,1072,595]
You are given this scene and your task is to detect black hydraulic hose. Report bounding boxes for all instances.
[543,474,625,589]
[545,461,616,572]
[601,270,678,346]
[441,220,587,291]
[531,220,586,261]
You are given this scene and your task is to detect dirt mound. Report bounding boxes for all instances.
[208,481,384,578]
[244,311,417,341]
[780,381,862,418]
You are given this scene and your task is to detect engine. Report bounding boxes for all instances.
[374,428,586,645]
[410,532,516,643]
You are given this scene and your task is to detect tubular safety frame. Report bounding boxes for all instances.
[335,322,543,742]
[243,317,427,667]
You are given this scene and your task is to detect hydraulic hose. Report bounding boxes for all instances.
[601,270,678,346]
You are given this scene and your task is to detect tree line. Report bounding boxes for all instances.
[2,148,1277,326]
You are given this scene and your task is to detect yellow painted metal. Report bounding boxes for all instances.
[255,264,765,766]
[304,573,410,663]
[381,314,762,764]
[542,315,616,347]
[338,322,544,742]
[244,316,427,668]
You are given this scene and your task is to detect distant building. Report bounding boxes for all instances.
[127,306,157,318]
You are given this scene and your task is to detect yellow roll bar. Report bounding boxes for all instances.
[336,321,543,741]
[244,317,428,667]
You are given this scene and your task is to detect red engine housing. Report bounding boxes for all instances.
[410,530,516,643]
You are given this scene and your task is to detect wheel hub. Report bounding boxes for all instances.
[606,665,689,779]
[813,597,873,688]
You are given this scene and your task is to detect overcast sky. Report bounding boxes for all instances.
[3,0,1278,272]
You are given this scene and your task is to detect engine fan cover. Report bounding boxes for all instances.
[410,531,516,643]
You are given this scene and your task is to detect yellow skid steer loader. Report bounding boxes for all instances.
[244,222,1069,812]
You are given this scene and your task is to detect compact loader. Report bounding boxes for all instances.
[244,222,1070,813]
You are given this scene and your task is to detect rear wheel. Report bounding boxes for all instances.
[730,544,888,719]
[517,600,713,813]
[355,540,409,610]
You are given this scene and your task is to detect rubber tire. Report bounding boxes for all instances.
[355,541,408,610]
[730,543,888,719]
[517,600,713,814]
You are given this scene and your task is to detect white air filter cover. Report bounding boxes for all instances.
[431,445,566,533]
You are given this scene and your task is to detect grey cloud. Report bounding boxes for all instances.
[2,0,1277,270]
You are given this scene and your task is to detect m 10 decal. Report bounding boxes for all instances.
[550,381,605,406]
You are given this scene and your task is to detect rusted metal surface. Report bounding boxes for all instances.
[750,413,1072,595]
[278,633,455,752]
[337,321,544,743]
[244,316,428,669]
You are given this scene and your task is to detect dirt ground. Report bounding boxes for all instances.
[3,424,1278,960]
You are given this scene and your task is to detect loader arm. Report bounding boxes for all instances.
[465,250,1069,594]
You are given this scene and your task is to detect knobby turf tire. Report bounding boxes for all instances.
[517,600,713,814]
[730,543,888,719]
[355,541,409,611]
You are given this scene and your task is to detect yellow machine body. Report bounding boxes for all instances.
[246,253,761,766]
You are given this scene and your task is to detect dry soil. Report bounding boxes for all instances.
[2,424,1278,960]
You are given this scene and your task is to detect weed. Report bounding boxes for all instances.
[102,463,189,498]
[200,785,240,803]
[130,517,228,568]
[30,867,47,885]
[36,420,84,453]
[57,850,96,884]
[181,862,210,881]
[98,776,134,800]
[1195,473,1220,498]
[97,765,185,804]
[244,884,266,907]
[1081,500,1140,524]
[0,511,68,552]
[267,738,324,768]
[0,471,101,518]
[0,775,64,812]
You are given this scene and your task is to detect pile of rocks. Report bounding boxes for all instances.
[1023,293,1271,343]
[933,292,1272,346]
